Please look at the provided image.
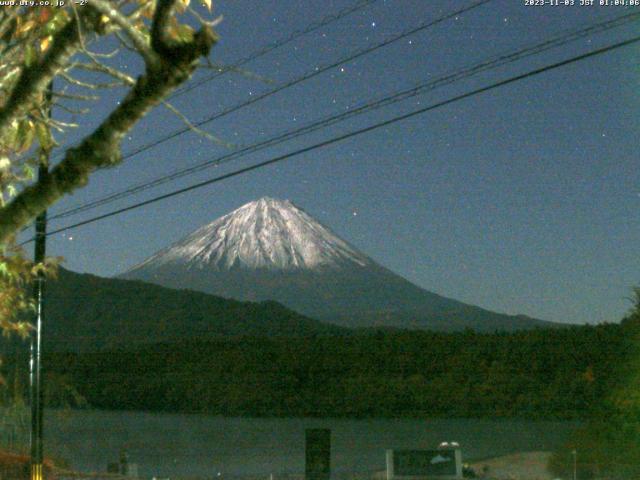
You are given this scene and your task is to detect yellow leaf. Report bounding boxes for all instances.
[175,0,190,13]
[16,19,36,36]
[40,35,51,52]
[202,0,212,11]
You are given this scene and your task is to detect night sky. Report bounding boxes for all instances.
[31,0,640,325]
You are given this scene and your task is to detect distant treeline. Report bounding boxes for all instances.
[31,321,636,420]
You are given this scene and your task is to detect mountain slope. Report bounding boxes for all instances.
[121,198,557,332]
[45,268,345,351]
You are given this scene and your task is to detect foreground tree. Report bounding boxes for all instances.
[0,0,218,334]
[549,289,640,479]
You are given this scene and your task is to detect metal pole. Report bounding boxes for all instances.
[30,82,52,480]
[572,449,577,480]
[30,167,47,480]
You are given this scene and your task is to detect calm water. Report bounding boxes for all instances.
[42,409,578,478]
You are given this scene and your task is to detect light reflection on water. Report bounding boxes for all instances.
[44,409,579,478]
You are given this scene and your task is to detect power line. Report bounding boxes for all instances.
[55,0,493,167]
[48,0,379,165]
[170,0,380,99]
[33,0,493,231]
[25,33,640,243]
[49,10,640,221]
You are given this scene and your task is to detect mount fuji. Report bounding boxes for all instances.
[121,197,555,332]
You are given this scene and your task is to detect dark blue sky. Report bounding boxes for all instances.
[38,0,640,325]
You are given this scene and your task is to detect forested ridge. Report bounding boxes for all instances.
[31,322,633,420]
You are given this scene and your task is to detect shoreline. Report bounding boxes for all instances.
[469,451,553,480]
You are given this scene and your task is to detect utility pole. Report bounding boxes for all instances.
[30,82,53,480]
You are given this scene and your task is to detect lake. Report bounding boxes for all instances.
[41,409,578,478]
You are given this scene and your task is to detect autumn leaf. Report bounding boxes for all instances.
[16,19,37,36]
[40,35,51,52]
[38,7,53,24]
[175,0,191,14]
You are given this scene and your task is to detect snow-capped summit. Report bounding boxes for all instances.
[126,197,371,273]
[122,197,554,332]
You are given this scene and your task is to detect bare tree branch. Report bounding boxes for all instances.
[53,103,91,116]
[0,14,85,134]
[114,30,137,53]
[52,91,100,102]
[48,118,80,131]
[200,62,275,84]
[82,47,121,59]
[0,0,217,245]
[161,100,233,148]
[88,0,157,67]
[73,62,136,86]
[186,6,223,28]
[151,0,174,54]
[59,72,124,90]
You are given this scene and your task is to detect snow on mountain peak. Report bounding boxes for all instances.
[128,197,371,272]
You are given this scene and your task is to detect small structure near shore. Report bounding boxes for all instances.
[386,446,463,480]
